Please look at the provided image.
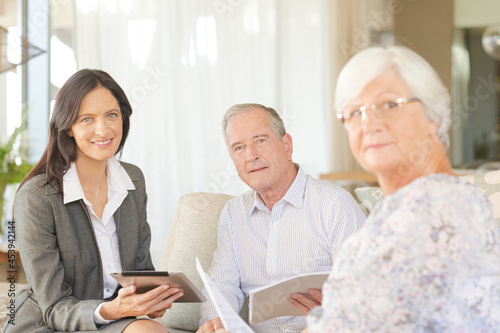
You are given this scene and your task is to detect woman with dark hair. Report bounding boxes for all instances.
[4,69,182,332]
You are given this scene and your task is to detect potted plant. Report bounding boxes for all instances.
[0,117,33,234]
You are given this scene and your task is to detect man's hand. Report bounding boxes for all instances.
[100,284,184,320]
[288,288,322,315]
[197,317,225,333]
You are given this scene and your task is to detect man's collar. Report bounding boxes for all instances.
[281,164,306,209]
[253,164,307,212]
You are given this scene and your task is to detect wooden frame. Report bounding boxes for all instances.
[320,171,378,186]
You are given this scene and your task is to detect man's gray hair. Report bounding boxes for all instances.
[222,103,286,144]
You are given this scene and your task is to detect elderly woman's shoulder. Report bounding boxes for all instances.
[375,173,497,233]
[400,173,484,199]
[412,173,480,192]
[396,173,491,214]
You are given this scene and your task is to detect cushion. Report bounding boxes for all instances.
[160,192,249,332]
[354,187,384,213]
[462,170,500,222]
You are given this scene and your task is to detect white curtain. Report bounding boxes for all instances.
[328,0,367,172]
[74,0,331,264]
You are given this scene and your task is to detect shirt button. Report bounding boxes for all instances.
[269,253,274,258]
[272,223,277,229]
[100,235,104,240]
[106,288,110,292]
[107,264,112,269]
[283,324,289,329]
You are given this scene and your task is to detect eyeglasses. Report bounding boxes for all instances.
[337,97,421,127]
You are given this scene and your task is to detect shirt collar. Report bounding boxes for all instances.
[253,164,307,212]
[63,156,135,204]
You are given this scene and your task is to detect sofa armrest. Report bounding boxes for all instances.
[160,192,236,332]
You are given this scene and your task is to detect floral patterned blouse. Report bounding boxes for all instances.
[308,174,500,332]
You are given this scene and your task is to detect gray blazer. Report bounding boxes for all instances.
[3,162,154,332]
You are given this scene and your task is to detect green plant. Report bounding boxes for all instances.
[0,116,33,234]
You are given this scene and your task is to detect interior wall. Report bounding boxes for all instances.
[454,0,500,28]
[393,0,453,90]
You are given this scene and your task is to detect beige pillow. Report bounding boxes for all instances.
[160,192,235,332]
[462,170,500,223]
[354,187,384,214]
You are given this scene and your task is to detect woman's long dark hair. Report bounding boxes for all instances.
[18,69,133,192]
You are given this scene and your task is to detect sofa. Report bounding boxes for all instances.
[159,170,500,332]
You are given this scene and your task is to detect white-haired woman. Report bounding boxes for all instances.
[304,46,500,331]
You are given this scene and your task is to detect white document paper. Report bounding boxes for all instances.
[195,258,255,333]
[249,271,330,325]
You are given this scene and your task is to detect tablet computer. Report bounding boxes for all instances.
[110,271,206,303]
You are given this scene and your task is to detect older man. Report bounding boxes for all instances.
[198,104,365,333]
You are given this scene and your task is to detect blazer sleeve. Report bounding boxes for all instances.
[14,186,103,331]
